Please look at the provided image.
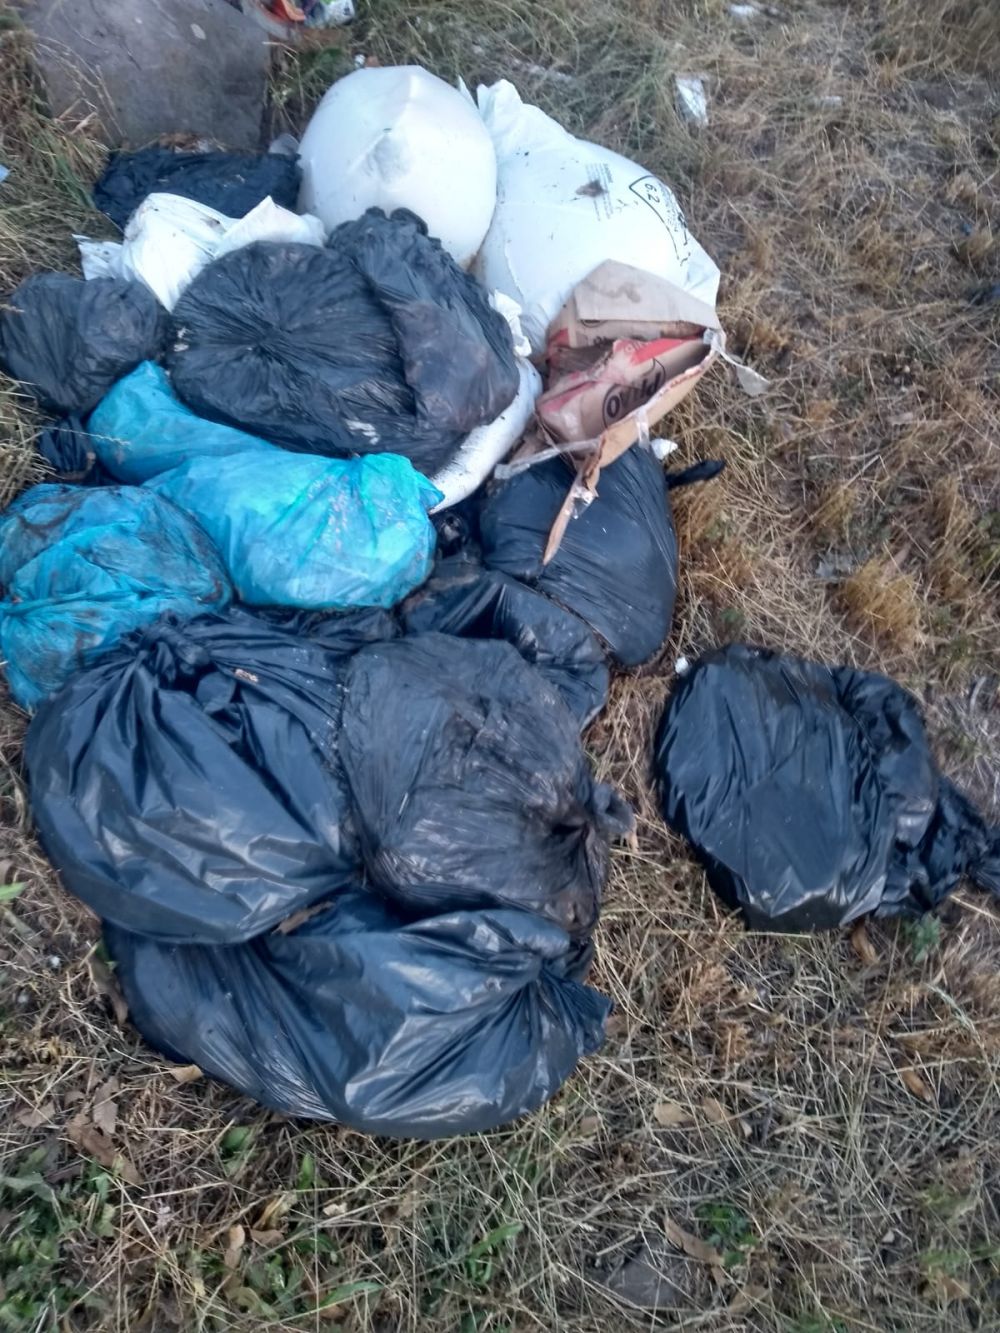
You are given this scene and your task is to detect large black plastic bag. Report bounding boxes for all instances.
[168,209,519,475]
[655,645,1000,931]
[0,274,167,416]
[104,890,610,1138]
[478,445,679,668]
[25,612,361,944]
[402,552,609,728]
[0,485,230,710]
[93,147,300,230]
[339,633,632,935]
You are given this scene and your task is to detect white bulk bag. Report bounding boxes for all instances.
[297,66,497,268]
[475,81,721,353]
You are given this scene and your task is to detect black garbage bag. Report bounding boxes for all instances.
[478,445,679,668]
[339,633,633,935]
[257,604,399,655]
[36,416,114,486]
[402,552,609,728]
[25,612,361,944]
[93,147,300,231]
[654,644,1000,931]
[104,889,611,1138]
[0,274,168,416]
[168,209,519,475]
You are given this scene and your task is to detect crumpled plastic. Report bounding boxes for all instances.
[104,889,611,1138]
[0,486,230,709]
[79,193,326,312]
[338,633,633,934]
[88,361,276,484]
[150,449,441,610]
[478,444,679,667]
[93,146,300,230]
[25,611,360,943]
[655,644,1000,931]
[0,273,167,416]
[402,551,609,728]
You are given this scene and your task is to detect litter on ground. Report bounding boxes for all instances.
[0,47,996,1155]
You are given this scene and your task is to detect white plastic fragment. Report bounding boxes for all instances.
[76,194,325,311]
[675,76,709,127]
[651,437,680,461]
[298,66,498,268]
[75,236,126,280]
[728,3,759,17]
[309,0,355,25]
[704,328,770,396]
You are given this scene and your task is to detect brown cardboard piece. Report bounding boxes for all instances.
[526,261,726,561]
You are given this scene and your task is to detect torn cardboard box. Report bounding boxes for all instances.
[498,260,766,562]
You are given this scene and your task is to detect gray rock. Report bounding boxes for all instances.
[594,1239,700,1310]
[16,0,272,150]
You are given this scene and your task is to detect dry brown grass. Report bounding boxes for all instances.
[2,0,1000,1330]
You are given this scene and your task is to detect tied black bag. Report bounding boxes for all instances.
[478,445,679,668]
[168,210,519,475]
[26,612,361,944]
[93,147,300,230]
[0,274,167,416]
[105,889,611,1139]
[339,633,633,935]
[655,645,1000,931]
[402,551,609,728]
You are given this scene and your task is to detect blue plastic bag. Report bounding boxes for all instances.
[0,485,231,709]
[88,361,276,483]
[150,451,441,609]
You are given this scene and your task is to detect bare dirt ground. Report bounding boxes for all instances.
[1,1,999,1330]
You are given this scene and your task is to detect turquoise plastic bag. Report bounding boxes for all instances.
[150,451,441,609]
[88,361,276,483]
[0,484,231,709]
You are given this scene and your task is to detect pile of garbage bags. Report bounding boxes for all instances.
[2,66,723,1138]
[4,62,992,1143]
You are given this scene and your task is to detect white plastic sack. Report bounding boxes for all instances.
[298,66,498,268]
[475,81,721,353]
[75,195,326,311]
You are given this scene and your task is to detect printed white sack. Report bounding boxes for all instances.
[474,81,721,353]
[76,195,326,311]
[298,66,497,268]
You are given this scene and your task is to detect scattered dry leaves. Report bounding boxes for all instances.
[16,1100,55,1128]
[663,1216,723,1267]
[88,953,129,1027]
[167,1064,203,1085]
[898,1065,936,1104]
[851,922,879,966]
[653,1101,693,1128]
[66,1113,142,1186]
[91,1076,119,1137]
[223,1225,246,1270]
